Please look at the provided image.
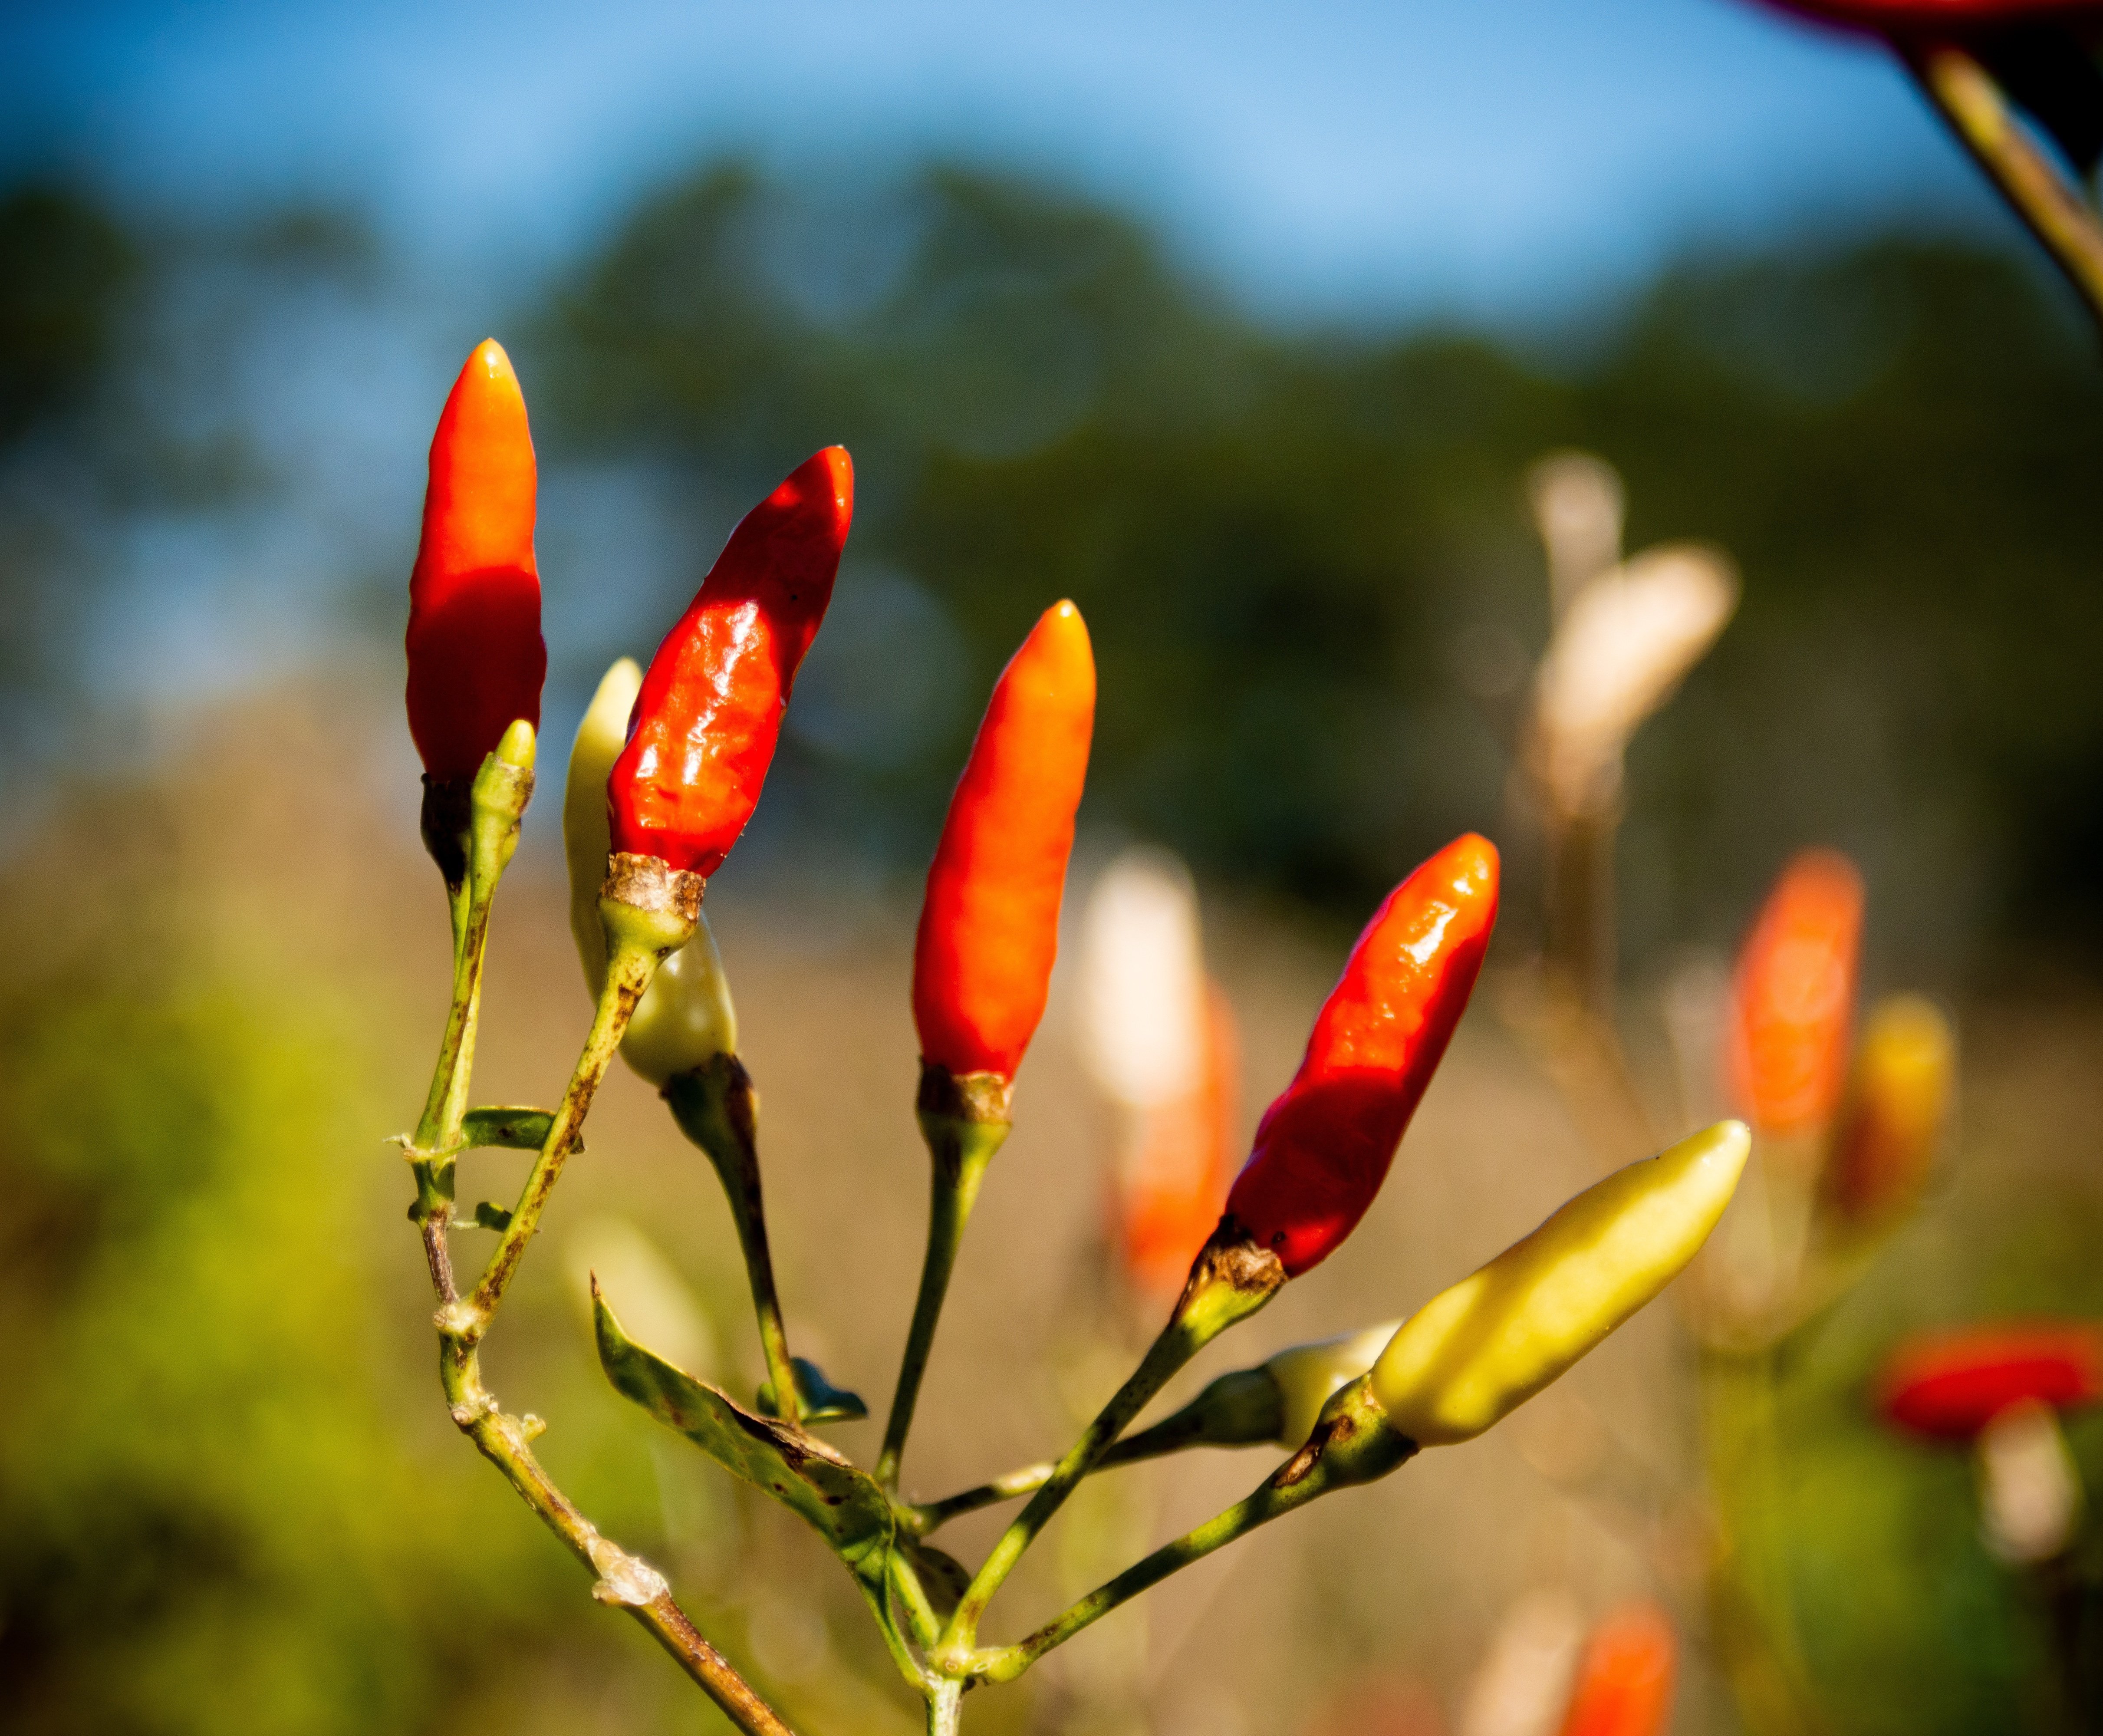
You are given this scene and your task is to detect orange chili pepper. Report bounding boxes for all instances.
[1224,833,1499,1277]
[404,339,546,781]
[1878,1321,2103,1439]
[912,600,1095,1082]
[1557,1604,1676,1736]
[608,447,853,875]
[1725,848,1864,1137]
[1118,981,1240,1301]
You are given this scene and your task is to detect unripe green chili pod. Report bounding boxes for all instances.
[566,658,738,1084]
[1370,1121,1749,1445]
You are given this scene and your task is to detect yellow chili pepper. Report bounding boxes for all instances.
[1369,1121,1749,1445]
[566,658,738,1084]
[1821,994,1954,1227]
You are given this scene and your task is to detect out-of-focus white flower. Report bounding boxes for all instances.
[1530,544,1739,818]
[1977,1397,2083,1563]
[1528,451,1625,619]
[1076,847,1206,1111]
[1458,1586,1585,1736]
[566,1216,714,1377]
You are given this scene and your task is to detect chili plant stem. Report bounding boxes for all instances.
[906,1406,1232,1535]
[434,1334,797,1735]
[664,1056,801,1426]
[932,1231,1284,1669]
[464,940,656,1334]
[969,1381,1414,1685]
[876,1105,1008,1490]
[1903,41,2103,341]
[925,1681,964,1736]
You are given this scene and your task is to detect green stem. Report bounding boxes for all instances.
[464,941,656,1335]
[876,1073,1011,1491]
[907,1406,1236,1536]
[971,1379,1413,1684]
[664,1055,801,1427]
[435,1328,796,1733]
[925,1681,963,1736]
[931,1228,1284,1668]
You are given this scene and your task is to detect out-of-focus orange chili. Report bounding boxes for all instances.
[1224,833,1499,1277]
[1725,848,1864,1137]
[1878,1321,2103,1439]
[608,446,852,876]
[912,600,1095,1083]
[404,339,546,781]
[1118,982,1240,1301]
[1557,1604,1676,1736]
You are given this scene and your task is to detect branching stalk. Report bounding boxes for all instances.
[931,1226,1284,1668]
[906,1403,1245,1535]
[969,1379,1415,1683]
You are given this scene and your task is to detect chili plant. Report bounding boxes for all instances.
[397,341,1751,1735]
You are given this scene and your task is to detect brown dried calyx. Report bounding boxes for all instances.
[917,1060,1015,1126]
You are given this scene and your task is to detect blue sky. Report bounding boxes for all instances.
[5,0,1999,323]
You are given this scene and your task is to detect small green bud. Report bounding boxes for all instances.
[468,719,536,885]
[1371,1121,1748,1446]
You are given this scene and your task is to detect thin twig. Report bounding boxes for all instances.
[1902,40,2103,342]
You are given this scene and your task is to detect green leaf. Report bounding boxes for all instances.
[756,1356,869,1426]
[462,1107,563,1152]
[593,1281,892,1587]
[896,1537,972,1621]
[470,1200,513,1232]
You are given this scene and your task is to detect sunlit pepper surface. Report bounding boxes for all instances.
[609,446,853,875]
[1224,833,1500,1276]
[404,339,546,781]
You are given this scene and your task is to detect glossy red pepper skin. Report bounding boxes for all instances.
[913,601,1096,1082]
[1557,1604,1677,1736]
[1878,1322,2103,1438]
[608,447,853,876]
[1725,849,1864,1138]
[1224,833,1499,1278]
[404,339,546,781]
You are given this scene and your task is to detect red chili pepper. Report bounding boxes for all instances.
[608,447,853,876]
[1557,1604,1676,1736]
[404,339,546,781]
[1878,1322,2103,1439]
[912,601,1096,1082]
[1224,833,1499,1278]
[1725,849,1863,1138]
[1118,982,1240,1301]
